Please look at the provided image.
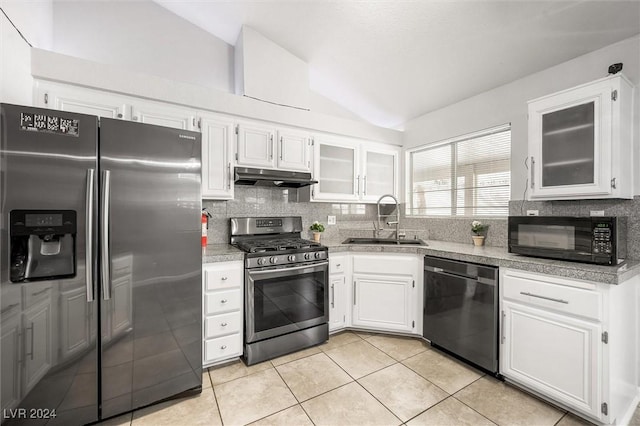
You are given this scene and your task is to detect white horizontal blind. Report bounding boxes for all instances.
[408,125,511,217]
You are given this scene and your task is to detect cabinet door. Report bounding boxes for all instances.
[528,79,614,199]
[313,137,359,201]
[277,128,311,172]
[329,275,346,332]
[36,82,131,119]
[361,146,399,202]
[1,316,21,413]
[22,301,52,396]
[59,287,90,360]
[501,300,601,420]
[352,274,413,332]
[201,114,235,199]
[237,121,276,168]
[110,275,132,338]
[131,101,197,130]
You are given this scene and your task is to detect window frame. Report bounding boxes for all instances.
[405,123,511,218]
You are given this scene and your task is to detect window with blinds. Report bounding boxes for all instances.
[407,124,511,217]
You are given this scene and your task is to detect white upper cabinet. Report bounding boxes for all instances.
[277,127,312,172]
[200,113,235,200]
[528,74,634,200]
[131,100,197,130]
[236,121,311,172]
[236,121,276,168]
[312,134,400,202]
[35,81,130,119]
[314,135,360,201]
[360,146,399,202]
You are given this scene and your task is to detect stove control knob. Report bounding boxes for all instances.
[314,252,322,259]
[257,258,267,266]
[304,253,312,260]
[270,256,278,264]
[288,255,296,262]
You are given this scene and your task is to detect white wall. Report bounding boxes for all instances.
[0,0,53,104]
[403,35,640,199]
[51,0,234,93]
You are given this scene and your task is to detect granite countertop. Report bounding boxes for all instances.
[327,240,640,285]
[202,244,245,263]
[202,241,640,285]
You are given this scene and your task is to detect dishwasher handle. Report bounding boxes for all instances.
[424,265,496,286]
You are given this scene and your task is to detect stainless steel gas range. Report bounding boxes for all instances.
[230,217,329,365]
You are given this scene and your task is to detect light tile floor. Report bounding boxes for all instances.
[101,331,640,426]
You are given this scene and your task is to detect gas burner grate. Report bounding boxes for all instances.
[235,238,322,253]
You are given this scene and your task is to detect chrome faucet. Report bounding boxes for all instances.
[375,194,400,241]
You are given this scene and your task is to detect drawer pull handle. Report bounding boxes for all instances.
[221,276,228,281]
[520,291,569,304]
[336,264,341,267]
[32,288,50,297]
[221,322,228,327]
[220,299,228,304]
[220,345,227,350]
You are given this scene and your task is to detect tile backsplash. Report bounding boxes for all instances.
[204,187,640,259]
[203,186,507,248]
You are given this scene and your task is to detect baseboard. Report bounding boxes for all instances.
[616,389,640,426]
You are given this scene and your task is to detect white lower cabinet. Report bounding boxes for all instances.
[329,255,349,332]
[1,314,21,413]
[502,300,601,418]
[203,261,244,366]
[500,268,638,424]
[59,287,90,361]
[349,254,418,334]
[22,300,52,396]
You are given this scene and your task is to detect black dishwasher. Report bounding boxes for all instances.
[423,255,498,375]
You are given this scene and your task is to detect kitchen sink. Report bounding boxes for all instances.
[342,237,428,246]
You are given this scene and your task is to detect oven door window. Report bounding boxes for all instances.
[247,264,328,342]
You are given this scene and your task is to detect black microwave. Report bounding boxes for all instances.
[508,216,626,265]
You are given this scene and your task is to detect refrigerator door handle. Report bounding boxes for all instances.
[101,170,112,300]
[86,169,95,302]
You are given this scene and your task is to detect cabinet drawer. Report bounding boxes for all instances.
[205,311,242,338]
[204,334,242,363]
[353,254,416,275]
[112,255,133,277]
[1,286,21,318]
[503,273,601,320]
[204,267,243,291]
[23,282,53,310]
[330,256,346,274]
[205,289,242,315]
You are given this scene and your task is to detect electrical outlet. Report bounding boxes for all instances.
[526,210,539,216]
[590,210,605,217]
[327,215,336,225]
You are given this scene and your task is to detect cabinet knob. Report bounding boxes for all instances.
[220,345,227,350]
[221,322,228,327]
[221,276,228,281]
[220,299,228,304]
[133,116,138,121]
[117,113,123,118]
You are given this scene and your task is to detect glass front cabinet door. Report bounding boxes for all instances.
[527,74,634,200]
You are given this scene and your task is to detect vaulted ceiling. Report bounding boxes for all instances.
[156,1,640,129]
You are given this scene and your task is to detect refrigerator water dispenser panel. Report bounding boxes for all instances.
[9,210,77,282]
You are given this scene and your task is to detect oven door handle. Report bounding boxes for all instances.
[249,261,328,275]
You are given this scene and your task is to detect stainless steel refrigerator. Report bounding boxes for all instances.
[0,104,202,425]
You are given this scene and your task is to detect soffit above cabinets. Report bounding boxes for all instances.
[154,0,640,129]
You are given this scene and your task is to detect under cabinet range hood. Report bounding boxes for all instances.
[234,167,318,188]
